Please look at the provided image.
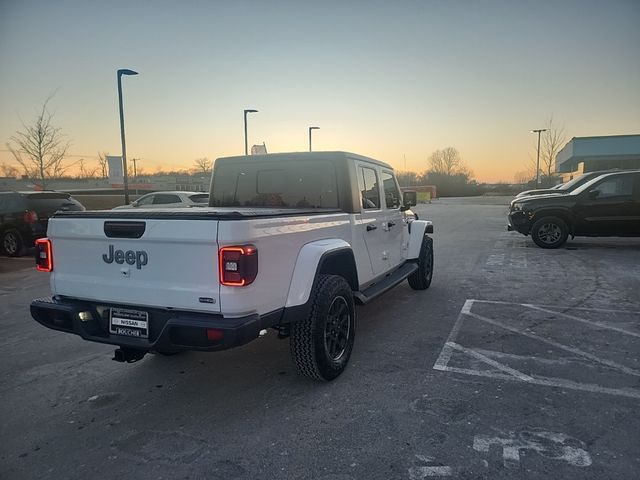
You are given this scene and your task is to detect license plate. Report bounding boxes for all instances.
[110,308,149,338]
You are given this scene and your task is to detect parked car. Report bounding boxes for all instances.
[113,191,209,209]
[0,191,85,256]
[514,170,621,198]
[508,170,640,248]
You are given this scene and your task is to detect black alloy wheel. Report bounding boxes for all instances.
[323,296,351,361]
[531,216,569,249]
[2,229,24,257]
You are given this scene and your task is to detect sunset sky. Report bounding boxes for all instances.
[1,0,639,182]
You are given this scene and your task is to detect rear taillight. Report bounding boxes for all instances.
[218,245,258,286]
[35,238,53,272]
[23,210,38,223]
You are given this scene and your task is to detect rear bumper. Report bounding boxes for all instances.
[30,296,283,352]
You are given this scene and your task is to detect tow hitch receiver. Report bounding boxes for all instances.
[113,347,147,363]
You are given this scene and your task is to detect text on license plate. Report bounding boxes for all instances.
[110,308,149,338]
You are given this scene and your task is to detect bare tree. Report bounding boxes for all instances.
[540,116,566,180]
[127,164,145,179]
[427,147,470,177]
[193,157,212,173]
[76,159,98,179]
[0,162,20,178]
[514,170,534,185]
[6,98,72,188]
[97,152,109,179]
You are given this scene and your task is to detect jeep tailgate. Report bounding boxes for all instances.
[47,216,220,312]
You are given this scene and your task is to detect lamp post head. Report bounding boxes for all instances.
[244,109,258,114]
[309,126,320,131]
[118,69,139,77]
[531,129,547,134]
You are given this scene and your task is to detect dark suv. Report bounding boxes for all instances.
[508,170,640,248]
[514,169,620,199]
[0,191,85,256]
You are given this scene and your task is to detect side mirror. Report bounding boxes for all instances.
[402,191,417,207]
[131,200,139,207]
[587,190,600,200]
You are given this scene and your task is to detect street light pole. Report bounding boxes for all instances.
[308,126,320,152]
[531,128,547,186]
[244,109,258,155]
[117,68,138,204]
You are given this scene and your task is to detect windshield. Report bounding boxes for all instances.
[557,174,589,191]
[188,194,209,203]
[210,160,339,208]
[570,174,612,195]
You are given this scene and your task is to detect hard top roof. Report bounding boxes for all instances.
[215,151,393,170]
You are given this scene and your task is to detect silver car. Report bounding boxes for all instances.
[113,191,209,209]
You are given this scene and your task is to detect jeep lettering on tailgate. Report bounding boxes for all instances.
[102,245,148,269]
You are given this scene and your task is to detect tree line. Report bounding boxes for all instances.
[2,98,213,187]
[397,147,482,197]
[3,97,566,194]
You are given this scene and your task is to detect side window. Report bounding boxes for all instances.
[358,166,380,210]
[153,194,181,204]
[381,171,401,209]
[590,176,634,199]
[136,194,154,206]
[0,194,23,213]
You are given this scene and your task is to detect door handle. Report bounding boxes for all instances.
[366,224,377,231]
[387,221,396,228]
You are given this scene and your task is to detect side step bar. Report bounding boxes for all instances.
[353,262,418,305]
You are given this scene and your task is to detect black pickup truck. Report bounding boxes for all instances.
[508,170,640,248]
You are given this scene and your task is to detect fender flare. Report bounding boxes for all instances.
[285,239,354,308]
[407,220,433,259]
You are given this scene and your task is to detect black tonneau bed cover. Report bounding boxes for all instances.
[53,207,342,221]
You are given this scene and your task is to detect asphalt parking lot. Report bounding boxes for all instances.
[1,197,639,480]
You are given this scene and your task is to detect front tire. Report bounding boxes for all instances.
[408,235,433,290]
[531,216,568,249]
[2,229,24,257]
[290,274,355,381]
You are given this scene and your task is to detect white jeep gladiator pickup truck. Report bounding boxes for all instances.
[31,151,434,381]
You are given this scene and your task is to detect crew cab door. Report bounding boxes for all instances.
[355,163,389,278]
[574,173,639,235]
[380,169,405,268]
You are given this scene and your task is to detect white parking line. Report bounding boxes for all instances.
[448,342,534,382]
[470,298,640,315]
[433,300,472,370]
[524,304,640,338]
[433,299,640,399]
[439,364,640,399]
[472,349,576,366]
[465,310,640,377]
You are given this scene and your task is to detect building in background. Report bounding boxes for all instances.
[555,134,640,181]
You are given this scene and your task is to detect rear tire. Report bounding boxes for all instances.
[408,235,433,290]
[2,229,24,257]
[290,274,355,381]
[531,216,568,249]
